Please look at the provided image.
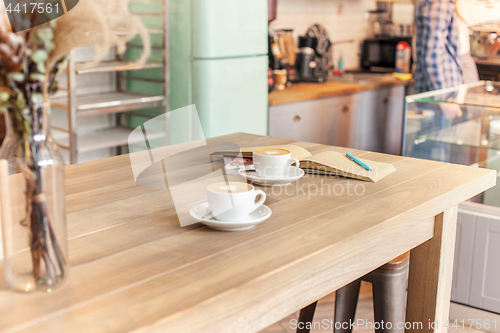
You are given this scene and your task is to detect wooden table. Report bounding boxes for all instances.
[0,133,495,333]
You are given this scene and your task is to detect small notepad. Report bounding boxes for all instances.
[300,151,396,182]
[212,145,396,183]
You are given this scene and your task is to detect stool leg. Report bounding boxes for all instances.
[296,301,318,333]
[366,265,409,333]
[334,279,362,333]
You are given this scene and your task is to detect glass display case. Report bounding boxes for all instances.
[403,81,500,207]
[403,81,500,314]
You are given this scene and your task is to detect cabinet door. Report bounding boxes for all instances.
[269,99,330,143]
[327,86,404,153]
[269,92,380,148]
[324,94,362,148]
[470,216,500,313]
[451,211,476,304]
[383,85,406,155]
[268,86,405,152]
[359,86,405,155]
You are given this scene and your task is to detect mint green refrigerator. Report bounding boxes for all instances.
[169,0,269,144]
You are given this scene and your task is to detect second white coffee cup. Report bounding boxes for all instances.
[207,182,266,221]
[253,148,301,179]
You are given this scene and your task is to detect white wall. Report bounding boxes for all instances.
[270,0,414,70]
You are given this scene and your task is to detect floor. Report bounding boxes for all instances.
[260,282,487,333]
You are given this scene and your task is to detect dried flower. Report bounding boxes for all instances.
[48,0,151,69]
[0,0,152,290]
[0,0,151,134]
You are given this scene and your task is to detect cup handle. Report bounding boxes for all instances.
[252,189,267,211]
[289,158,300,168]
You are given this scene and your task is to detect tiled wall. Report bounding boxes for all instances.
[270,0,414,70]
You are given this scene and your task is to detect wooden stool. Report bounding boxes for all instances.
[297,252,410,333]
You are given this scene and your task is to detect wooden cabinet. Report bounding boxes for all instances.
[268,99,328,144]
[451,211,476,304]
[470,215,500,312]
[268,85,405,155]
[325,93,362,149]
[451,203,500,314]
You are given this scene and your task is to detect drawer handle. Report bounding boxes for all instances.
[342,105,349,113]
[383,97,389,104]
[293,115,301,122]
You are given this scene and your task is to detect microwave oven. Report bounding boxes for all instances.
[360,37,412,71]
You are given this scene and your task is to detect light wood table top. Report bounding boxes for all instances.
[0,133,495,333]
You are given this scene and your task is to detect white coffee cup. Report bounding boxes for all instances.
[207,182,266,221]
[253,148,301,179]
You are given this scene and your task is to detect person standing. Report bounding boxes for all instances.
[414,0,464,94]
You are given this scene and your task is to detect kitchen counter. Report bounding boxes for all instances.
[268,74,411,155]
[268,77,408,106]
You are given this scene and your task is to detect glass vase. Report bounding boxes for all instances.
[0,105,68,292]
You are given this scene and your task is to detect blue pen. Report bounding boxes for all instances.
[345,152,372,171]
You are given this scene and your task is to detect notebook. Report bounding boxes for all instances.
[213,144,396,183]
[212,144,313,160]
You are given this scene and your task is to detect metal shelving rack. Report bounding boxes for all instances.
[51,0,169,164]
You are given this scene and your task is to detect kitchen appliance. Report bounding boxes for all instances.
[366,2,392,38]
[296,37,324,82]
[296,25,331,82]
[360,37,412,72]
[468,24,500,80]
[169,0,268,142]
[470,24,500,59]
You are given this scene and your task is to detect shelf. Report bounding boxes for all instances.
[114,28,164,35]
[473,56,500,66]
[146,28,164,35]
[132,12,163,16]
[75,61,163,74]
[409,81,500,110]
[420,119,484,148]
[417,118,500,151]
[57,0,167,165]
[51,92,164,116]
[53,126,166,153]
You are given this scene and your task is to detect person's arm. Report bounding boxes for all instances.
[419,0,462,90]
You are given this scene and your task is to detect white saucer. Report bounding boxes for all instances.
[189,202,272,231]
[239,167,305,186]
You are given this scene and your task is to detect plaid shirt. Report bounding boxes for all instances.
[415,0,463,93]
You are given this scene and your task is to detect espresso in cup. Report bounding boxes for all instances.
[208,182,252,193]
[254,148,290,156]
[253,148,301,179]
[207,182,266,221]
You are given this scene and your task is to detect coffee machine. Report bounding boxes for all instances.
[296,26,331,82]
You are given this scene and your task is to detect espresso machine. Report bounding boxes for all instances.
[296,26,331,82]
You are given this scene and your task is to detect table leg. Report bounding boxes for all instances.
[405,205,458,333]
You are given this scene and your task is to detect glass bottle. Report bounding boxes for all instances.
[0,104,68,292]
